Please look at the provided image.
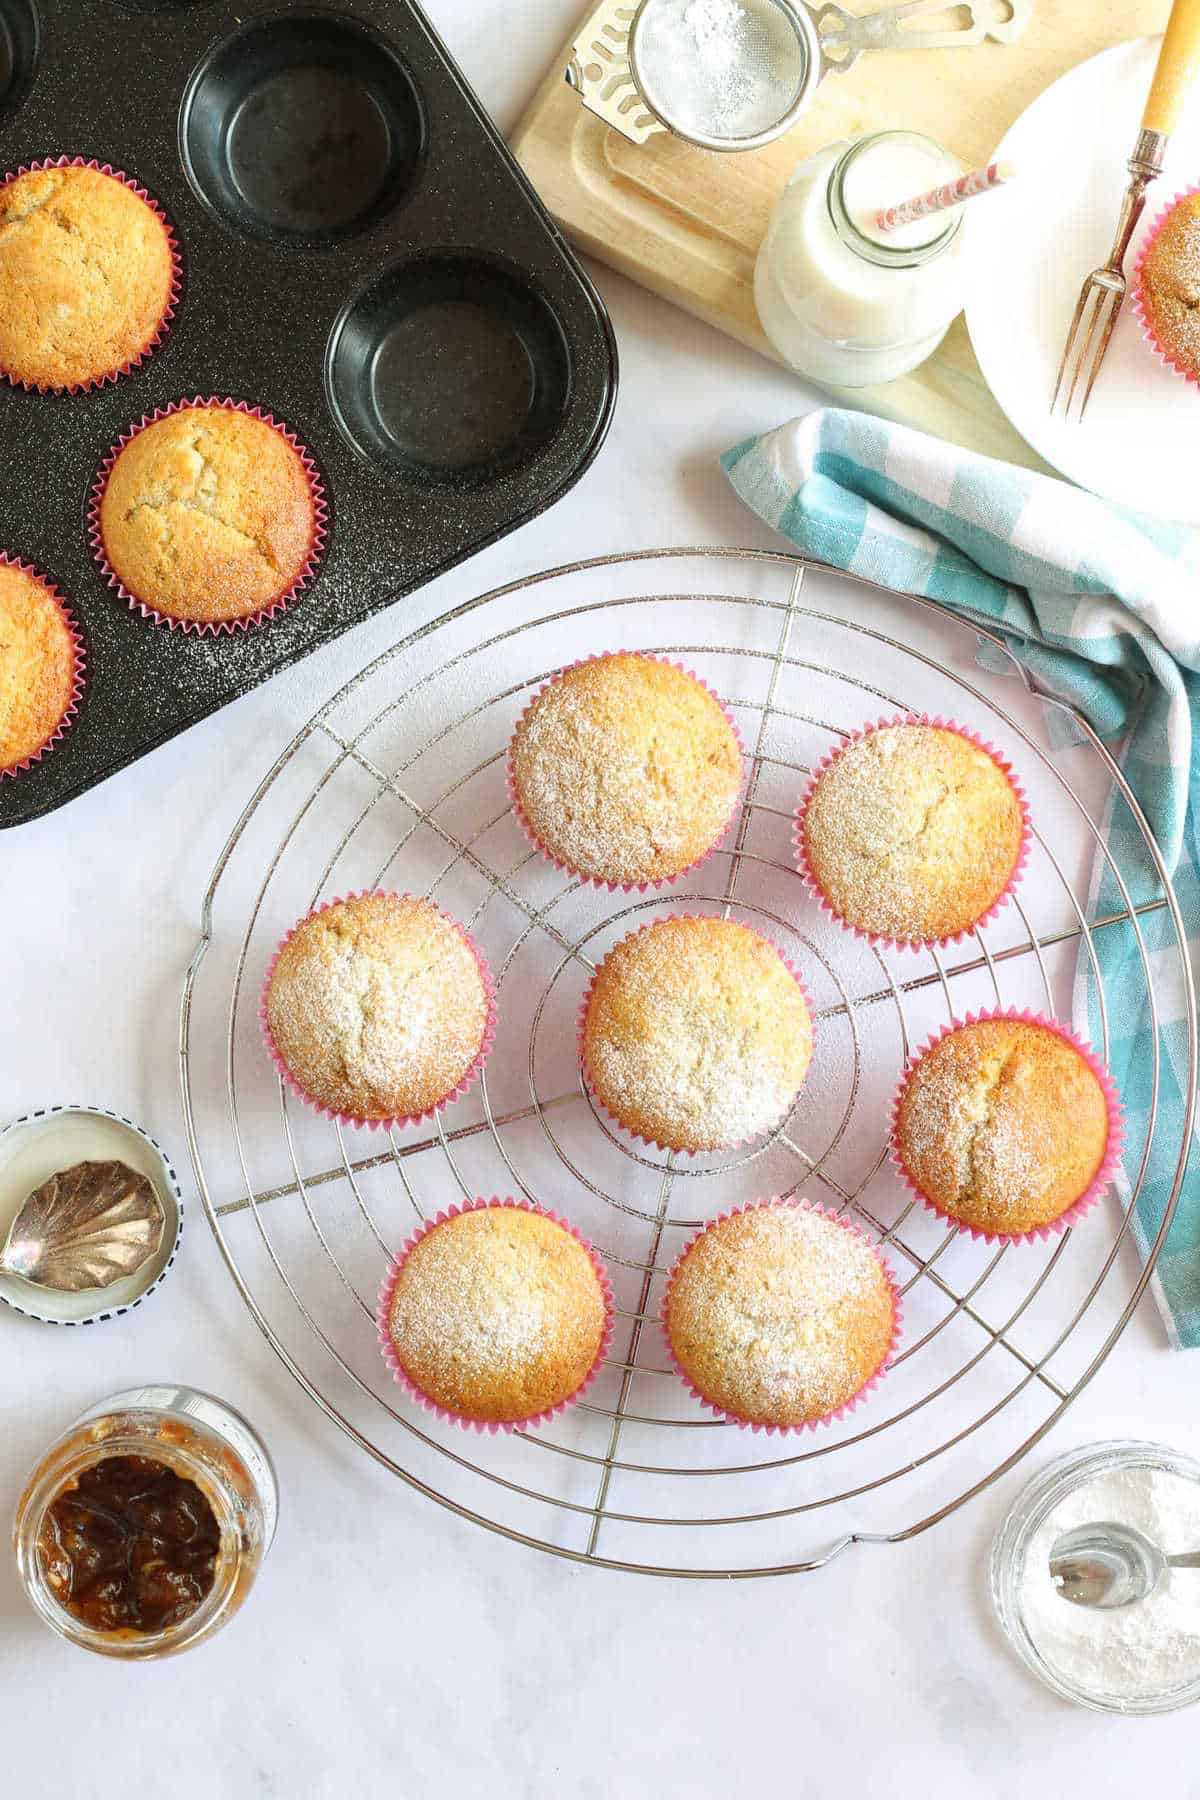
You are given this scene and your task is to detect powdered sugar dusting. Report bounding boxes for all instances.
[896,1017,1109,1232]
[899,1040,1049,1206]
[1021,1461,1200,1705]
[633,0,803,142]
[266,894,488,1122]
[802,722,1024,942]
[395,1218,551,1371]
[510,654,741,886]
[386,1207,607,1421]
[1140,191,1200,373]
[666,1204,894,1425]
[685,0,745,69]
[583,916,812,1151]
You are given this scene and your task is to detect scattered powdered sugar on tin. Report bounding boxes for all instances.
[1020,1463,1200,1704]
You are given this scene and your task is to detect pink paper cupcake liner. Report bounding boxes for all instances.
[375,1196,616,1433]
[890,1007,1126,1246]
[88,396,329,636]
[260,890,497,1132]
[793,713,1032,953]
[578,912,814,1156]
[0,157,182,394]
[661,1197,903,1434]
[506,651,746,892]
[1132,183,1200,390]
[0,552,86,781]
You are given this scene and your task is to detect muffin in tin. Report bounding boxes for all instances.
[0,560,80,776]
[97,402,320,628]
[0,161,175,390]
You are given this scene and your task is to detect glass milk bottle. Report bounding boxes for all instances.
[754,130,965,387]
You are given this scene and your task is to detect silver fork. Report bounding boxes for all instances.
[1052,0,1200,422]
[1051,131,1165,422]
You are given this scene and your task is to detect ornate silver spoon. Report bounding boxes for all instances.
[0,1159,165,1293]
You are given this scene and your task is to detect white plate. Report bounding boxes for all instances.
[0,1106,183,1325]
[963,36,1200,524]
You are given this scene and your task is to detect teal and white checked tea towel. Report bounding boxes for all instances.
[723,406,1200,1346]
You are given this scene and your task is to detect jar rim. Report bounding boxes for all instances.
[14,1426,246,1659]
[827,130,962,270]
[990,1439,1200,1715]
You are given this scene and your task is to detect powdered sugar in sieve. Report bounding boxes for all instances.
[629,0,811,147]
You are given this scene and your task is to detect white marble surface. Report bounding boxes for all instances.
[3,5,1199,1793]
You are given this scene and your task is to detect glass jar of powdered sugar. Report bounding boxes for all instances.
[992,1441,1200,1714]
[754,130,965,387]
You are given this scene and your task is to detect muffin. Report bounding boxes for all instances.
[664,1201,898,1430]
[1136,188,1200,382]
[96,401,320,627]
[0,559,80,776]
[378,1201,611,1427]
[893,1012,1118,1239]
[0,161,176,390]
[509,653,742,887]
[263,892,493,1126]
[581,915,812,1152]
[798,718,1026,945]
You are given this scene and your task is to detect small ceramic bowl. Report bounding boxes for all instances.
[0,1105,183,1325]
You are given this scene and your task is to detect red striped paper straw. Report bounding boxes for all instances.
[875,159,1015,234]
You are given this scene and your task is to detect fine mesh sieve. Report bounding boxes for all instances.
[566,0,1032,155]
[629,0,814,150]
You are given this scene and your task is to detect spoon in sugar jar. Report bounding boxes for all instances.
[1051,1519,1200,1609]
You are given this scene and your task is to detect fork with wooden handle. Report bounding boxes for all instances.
[1052,0,1200,421]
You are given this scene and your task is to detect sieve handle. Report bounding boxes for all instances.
[813,0,1031,71]
[565,0,668,146]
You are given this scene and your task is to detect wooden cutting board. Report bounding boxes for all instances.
[512,2,1165,471]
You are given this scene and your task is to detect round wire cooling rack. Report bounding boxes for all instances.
[180,548,1197,1579]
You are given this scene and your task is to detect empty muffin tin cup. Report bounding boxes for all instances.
[0,0,39,131]
[326,253,574,484]
[0,1106,183,1326]
[179,9,425,244]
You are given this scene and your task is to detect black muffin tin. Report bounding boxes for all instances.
[0,1,618,829]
